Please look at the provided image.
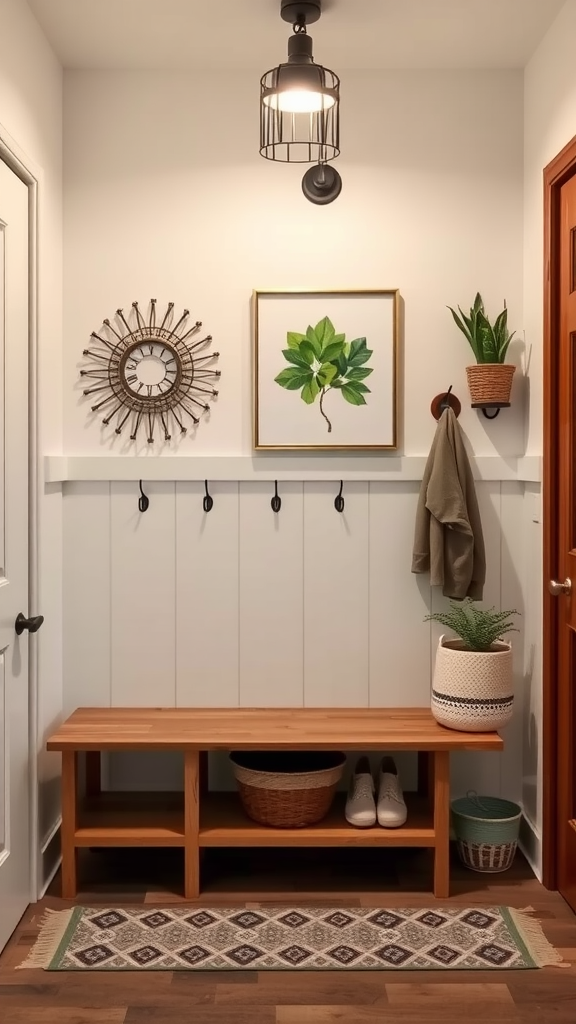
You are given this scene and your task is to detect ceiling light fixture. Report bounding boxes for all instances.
[260,0,342,204]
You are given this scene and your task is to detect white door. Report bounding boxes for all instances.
[0,158,33,950]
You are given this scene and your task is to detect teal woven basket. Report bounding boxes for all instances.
[451,793,522,873]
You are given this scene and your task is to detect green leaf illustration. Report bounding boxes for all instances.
[281,348,312,369]
[349,338,366,359]
[315,316,335,351]
[301,377,320,404]
[275,317,374,432]
[346,366,373,381]
[287,331,307,350]
[335,352,348,377]
[317,363,338,387]
[299,340,317,365]
[274,367,313,390]
[306,324,323,358]
[341,384,367,405]
[322,339,345,362]
[348,338,373,366]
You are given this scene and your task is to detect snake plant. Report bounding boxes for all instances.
[448,293,515,364]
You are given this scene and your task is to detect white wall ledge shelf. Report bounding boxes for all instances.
[45,455,542,484]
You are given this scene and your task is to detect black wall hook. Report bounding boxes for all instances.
[271,480,282,513]
[203,480,214,513]
[334,480,345,513]
[440,385,454,411]
[138,480,149,513]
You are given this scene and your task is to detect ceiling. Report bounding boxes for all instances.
[27,0,564,71]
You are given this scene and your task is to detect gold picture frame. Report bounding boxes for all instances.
[253,289,399,451]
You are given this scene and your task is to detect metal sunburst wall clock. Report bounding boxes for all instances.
[80,299,220,443]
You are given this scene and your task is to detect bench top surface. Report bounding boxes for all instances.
[46,707,504,752]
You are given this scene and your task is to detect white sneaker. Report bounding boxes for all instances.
[377,756,407,828]
[345,756,376,828]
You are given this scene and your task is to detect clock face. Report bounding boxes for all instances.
[121,340,180,399]
[80,300,220,443]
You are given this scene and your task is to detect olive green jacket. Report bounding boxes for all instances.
[411,408,486,600]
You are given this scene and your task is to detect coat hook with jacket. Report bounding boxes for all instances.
[411,407,486,601]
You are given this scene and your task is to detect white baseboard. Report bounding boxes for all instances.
[40,815,62,855]
[518,812,542,881]
[39,824,62,898]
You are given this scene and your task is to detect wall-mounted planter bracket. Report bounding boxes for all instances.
[471,401,511,421]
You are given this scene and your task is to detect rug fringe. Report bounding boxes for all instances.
[17,908,75,970]
[508,907,570,969]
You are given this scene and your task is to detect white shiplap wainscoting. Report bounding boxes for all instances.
[62,478,529,801]
[60,479,532,798]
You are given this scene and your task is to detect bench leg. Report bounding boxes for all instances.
[61,751,78,899]
[433,750,450,900]
[184,750,200,899]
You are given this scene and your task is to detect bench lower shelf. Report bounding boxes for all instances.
[76,792,185,846]
[200,793,435,847]
[75,792,435,849]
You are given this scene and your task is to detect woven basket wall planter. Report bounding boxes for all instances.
[431,636,514,733]
[465,363,516,406]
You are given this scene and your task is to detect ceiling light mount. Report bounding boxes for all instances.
[280,0,321,26]
[259,0,341,202]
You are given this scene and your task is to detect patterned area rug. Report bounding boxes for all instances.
[20,906,566,972]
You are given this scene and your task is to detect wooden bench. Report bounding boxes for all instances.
[46,707,503,900]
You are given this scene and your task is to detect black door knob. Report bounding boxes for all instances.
[15,612,44,636]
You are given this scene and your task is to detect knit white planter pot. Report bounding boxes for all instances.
[431,635,514,732]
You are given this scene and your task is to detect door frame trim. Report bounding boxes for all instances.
[0,125,40,901]
[543,135,576,889]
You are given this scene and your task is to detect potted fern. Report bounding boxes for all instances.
[448,293,516,407]
[425,600,519,733]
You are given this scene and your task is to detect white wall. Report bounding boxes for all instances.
[0,0,63,891]
[60,68,529,803]
[521,0,576,873]
[63,70,525,458]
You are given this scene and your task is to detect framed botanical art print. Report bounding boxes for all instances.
[253,289,399,450]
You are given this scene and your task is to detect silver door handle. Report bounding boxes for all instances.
[549,578,572,596]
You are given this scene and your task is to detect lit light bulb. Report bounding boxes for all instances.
[263,90,336,114]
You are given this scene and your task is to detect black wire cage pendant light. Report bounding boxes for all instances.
[260,0,342,205]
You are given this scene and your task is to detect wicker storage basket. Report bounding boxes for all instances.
[466,364,515,405]
[230,750,346,828]
[452,794,521,873]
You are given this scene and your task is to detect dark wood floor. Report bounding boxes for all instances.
[1,846,575,1023]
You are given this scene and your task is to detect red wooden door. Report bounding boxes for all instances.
[553,172,576,912]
